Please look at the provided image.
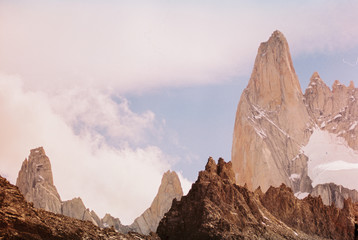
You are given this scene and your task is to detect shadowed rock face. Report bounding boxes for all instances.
[311,183,358,209]
[157,157,358,240]
[232,30,313,193]
[0,175,160,240]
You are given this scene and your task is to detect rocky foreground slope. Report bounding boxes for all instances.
[0,175,159,240]
[157,157,358,240]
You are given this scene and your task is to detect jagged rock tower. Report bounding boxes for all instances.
[232,31,313,193]
[16,147,62,214]
[130,170,183,235]
[16,147,101,226]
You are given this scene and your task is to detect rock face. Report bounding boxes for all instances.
[157,157,358,240]
[16,147,62,214]
[0,175,160,240]
[232,31,358,210]
[232,30,312,193]
[101,213,132,233]
[62,197,99,226]
[311,183,358,209]
[304,72,358,150]
[131,170,183,235]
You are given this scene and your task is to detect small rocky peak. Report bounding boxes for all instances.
[332,80,344,91]
[30,146,46,156]
[246,30,303,109]
[349,80,355,89]
[205,157,217,173]
[217,158,235,184]
[309,72,324,85]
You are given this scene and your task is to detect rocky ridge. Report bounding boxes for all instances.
[0,175,159,239]
[157,157,358,240]
[16,147,183,235]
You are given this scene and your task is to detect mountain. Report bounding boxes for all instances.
[157,157,358,240]
[16,147,101,226]
[232,30,358,207]
[16,146,183,235]
[232,30,313,193]
[130,170,183,235]
[16,147,62,214]
[0,174,159,239]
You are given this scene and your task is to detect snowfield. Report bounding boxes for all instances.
[302,128,358,191]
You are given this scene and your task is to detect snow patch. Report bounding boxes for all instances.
[289,173,301,181]
[302,128,358,191]
[294,192,309,199]
[333,114,342,120]
[349,121,358,131]
[320,121,326,128]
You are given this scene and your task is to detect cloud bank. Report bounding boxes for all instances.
[0,1,357,93]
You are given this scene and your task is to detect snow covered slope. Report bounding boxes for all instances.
[303,128,358,191]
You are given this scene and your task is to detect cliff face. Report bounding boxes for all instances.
[16,147,62,214]
[0,175,159,240]
[311,183,358,209]
[157,157,358,240]
[131,170,183,235]
[232,30,312,193]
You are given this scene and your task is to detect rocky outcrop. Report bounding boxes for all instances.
[232,30,313,193]
[304,72,358,150]
[16,147,62,214]
[157,157,358,240]
[62,197,99,226]
[101,213,132,233]
[311,183,358,208]
[0,175,160,240]
[16,147,120,230]
[131,170,183,235]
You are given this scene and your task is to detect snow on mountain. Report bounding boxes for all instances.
[303,128,358,191]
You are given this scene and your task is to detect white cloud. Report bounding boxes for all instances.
[0,1,357,93]
[0,73,191,224]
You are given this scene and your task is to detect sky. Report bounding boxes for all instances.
[0,0,357,224]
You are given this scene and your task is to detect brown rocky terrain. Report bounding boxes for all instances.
[157,157,358,240]
[0,175,160,240]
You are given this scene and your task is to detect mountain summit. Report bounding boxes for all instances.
[232,30,312,193]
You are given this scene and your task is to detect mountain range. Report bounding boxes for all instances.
[1,30,358,239]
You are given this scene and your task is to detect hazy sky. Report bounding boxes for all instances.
[0,0,357,224]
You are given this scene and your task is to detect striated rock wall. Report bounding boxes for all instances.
[131,170,183,235]
[157,157,358,240]
[311,183,358,209]
[232,30,313,193]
